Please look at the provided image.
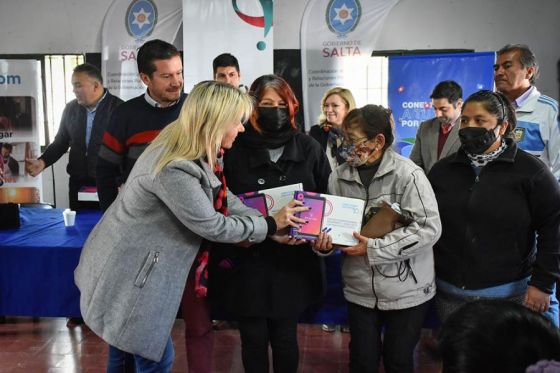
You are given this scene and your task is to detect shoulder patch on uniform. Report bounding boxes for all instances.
[513,127,526,142]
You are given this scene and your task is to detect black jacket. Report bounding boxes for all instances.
[95,93,186,211]
[40,90,122,180]
[213,131,331,318]
[428,140,560,293]
[309,124,329,149]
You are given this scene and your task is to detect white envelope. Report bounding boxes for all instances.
[322,194,365,246]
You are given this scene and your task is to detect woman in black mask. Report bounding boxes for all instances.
[428,90,560,326]
[215,74,331,372]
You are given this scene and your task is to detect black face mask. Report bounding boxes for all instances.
[458,126,499,154]
[256,107,290,133]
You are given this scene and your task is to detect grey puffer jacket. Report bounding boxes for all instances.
[328,148,441,310]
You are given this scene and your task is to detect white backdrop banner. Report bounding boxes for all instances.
[182,0,274,92]
[301,0,399,130]
[102,0,182,101]
[0,60,44,203]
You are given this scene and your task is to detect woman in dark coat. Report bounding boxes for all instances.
[428,90,560,326]
[218,74,331,372]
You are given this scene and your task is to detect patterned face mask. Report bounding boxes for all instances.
[340,137,375,167]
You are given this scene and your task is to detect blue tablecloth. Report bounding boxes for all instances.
[0,207,438,326]
[0,208,102,317]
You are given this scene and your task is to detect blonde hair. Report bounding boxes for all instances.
[148,80,253,173]
[318,87,356,125]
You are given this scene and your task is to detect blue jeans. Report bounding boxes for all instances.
[544,284,559,327]
[134,336,175,373]
[107,345,135,373]
[436,284,559,328]
[347,301,430,373]
[107,337,174,373]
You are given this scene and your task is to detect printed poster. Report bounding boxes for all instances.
[0,60,44,203]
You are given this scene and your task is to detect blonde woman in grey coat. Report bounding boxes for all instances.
[74,81,308,372]
[313,105,441,373]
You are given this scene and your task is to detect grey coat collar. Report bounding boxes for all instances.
[191,157,222,190]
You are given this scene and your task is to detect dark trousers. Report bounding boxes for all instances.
[347,300,430,373]
[180,264,214,373]
[238,316,299,373]
[69,176,100,211]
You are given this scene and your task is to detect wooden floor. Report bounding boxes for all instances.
[0,317,440,372]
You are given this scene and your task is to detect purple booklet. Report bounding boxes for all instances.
[237,192,269,217]
[289,191,326,240]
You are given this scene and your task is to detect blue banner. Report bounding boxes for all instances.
[388,52,495,157]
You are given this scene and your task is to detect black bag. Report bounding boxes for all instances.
[207,242,240,306]
[0,203,20,229]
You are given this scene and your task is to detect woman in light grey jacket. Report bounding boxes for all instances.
[313,105,441,373]
[74,81,307,371]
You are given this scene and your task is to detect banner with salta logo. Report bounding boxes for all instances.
[0,60,44,203]
[102,0,183,101]
[388,52,496,157]
[182,0,273,93]
[300,0,400,131]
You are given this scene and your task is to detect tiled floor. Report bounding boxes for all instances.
[0,317,439,372]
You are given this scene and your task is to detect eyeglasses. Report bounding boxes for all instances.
[343,136,369,146]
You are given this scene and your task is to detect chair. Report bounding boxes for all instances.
[19,203,54,209]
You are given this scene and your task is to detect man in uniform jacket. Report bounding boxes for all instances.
[494,44,559,182]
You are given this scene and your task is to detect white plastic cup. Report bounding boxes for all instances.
[63,209,76,227]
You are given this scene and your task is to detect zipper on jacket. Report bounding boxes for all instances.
[461,168,482,287]
[363,185,379,307]
[140,251,159,288]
